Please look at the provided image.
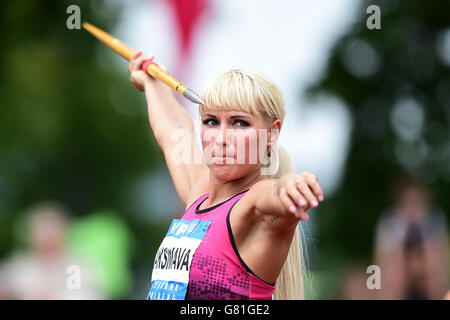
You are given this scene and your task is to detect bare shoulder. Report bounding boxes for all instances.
[233,179,278,216]
[230,180,298,284]
[229,179,275,228]
[183,169,210,210]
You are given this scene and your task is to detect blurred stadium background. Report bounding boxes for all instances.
[0,0,449,299]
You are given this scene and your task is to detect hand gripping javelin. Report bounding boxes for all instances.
[82,22,205,106]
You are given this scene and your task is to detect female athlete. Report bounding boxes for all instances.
[129,51,324,300]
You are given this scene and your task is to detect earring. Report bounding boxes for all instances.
[267,145,271,158]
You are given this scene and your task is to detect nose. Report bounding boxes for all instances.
[215,125,230,146]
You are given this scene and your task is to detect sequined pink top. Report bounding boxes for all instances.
[182,189,276,300]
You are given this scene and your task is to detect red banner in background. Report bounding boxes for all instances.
[167,0,209,61]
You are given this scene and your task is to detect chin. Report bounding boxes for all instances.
[210,164,256,181]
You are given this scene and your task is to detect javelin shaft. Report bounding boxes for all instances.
[82,22,205,105]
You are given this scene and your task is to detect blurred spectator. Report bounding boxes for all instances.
[374,176,449,299]
[0,202,103,299]
[339,263,372,300]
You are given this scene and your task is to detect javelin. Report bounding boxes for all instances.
[82,22,205,106]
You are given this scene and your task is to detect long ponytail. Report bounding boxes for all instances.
[269,144,305,300]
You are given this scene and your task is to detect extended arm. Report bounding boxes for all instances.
[247,172,324,227]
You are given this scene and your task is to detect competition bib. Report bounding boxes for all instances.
[146,218,210,300]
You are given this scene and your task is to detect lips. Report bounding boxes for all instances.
[211,150,234,164]
[212,150,234,158]
[212,156,234,164]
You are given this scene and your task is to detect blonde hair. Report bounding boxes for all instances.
[201,68,305,300]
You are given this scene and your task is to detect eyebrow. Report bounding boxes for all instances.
[202,113,252,119]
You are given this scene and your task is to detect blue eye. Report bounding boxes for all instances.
[202,119,218,126]
[234,120,250,127]
[202,119,250,127]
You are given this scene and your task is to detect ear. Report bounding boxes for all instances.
[267,119,281,147]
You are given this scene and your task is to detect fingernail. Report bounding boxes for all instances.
[289,205,296,213]
[310,200,318,207]
[299,199,307,207]
[318,195,324,202]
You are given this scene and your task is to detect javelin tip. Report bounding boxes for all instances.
[183,89,205,106]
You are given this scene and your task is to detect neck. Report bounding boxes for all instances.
[206,168,266,206]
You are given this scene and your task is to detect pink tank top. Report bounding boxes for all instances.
[182,189,276,300]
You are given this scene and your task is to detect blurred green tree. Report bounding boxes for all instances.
[0,0,169,298]
[307,0,450,294]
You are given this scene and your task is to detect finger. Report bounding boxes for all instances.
[286,182,307,209]
[296,180,318,208]
[132,50,142,60]
[300,173,324,202]
[140,54,155,67]
[132,55,148,72]
[307,178,323,201]
[130,52,149,73]
[129,51,142,72]
[304,175,324,202]
[314,182,324,202]
[279,187,298,217]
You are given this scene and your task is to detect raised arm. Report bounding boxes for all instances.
[129,52,208,205]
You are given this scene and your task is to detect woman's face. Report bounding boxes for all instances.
[200,110,280,181]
